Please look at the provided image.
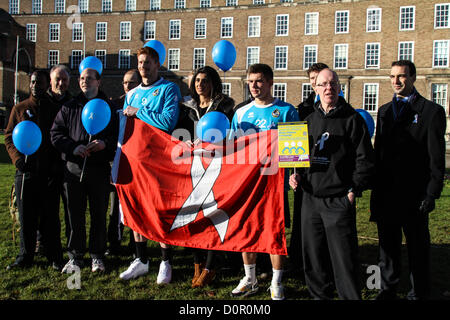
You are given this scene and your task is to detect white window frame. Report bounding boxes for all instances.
[55,0,65,13]
[150,0,160,10]
[72,23,83,42]
[435,3,450,29]
[363,83,379,113]
[273,83,287,102]
[32,0,42,14]
[335,10,349,34]
[95,50,107,69]
[334,43,348,70]
[222,83,231,96]
[365,42,380,69]
[274,45,288,70]
[246,46,260,69]
[276,14,289,36]
[302,83,313,102]
[71,50,84,69]
[9,0,20,14]
[248,16,261,38]
[120,21,131,41]
[194,18,207,39]
[193,48,206,70]
[79,0,89,13]
[221,17,234,39]
[144,20,156,40]
[48,50,59,68]
[174,0,185,9]
[118,49,131,69]
[433,40,450,68]
[432,83,449,113]
[169,20,181,40]
[168,48,180,71]
[96,22,107,42]
[303,45,317,70]
[102,0,112,12]
[226,0,238,6]
[398,41,414,61]
[366,7,382,32]
[125,0,136,12]
[49,23,60,42]
[399,6,415,31]
[305,12,319,35]
[200,0,211,8]
[26,24,37,42]
[253,0,265,4]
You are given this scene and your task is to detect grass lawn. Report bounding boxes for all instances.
[0,134,449,301]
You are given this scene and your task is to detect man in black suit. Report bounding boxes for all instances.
[370,60,447,300]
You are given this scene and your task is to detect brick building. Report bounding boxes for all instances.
[2,0,450,137]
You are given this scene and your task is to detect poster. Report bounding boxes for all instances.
[278,121,310,168]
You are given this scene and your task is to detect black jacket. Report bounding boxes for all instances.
[50,90,118,176]
[297,92,316,121]
[370,93,446,222]
[300,97,375,198]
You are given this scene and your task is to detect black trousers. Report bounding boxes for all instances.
[15,171,63,264]
[288,188,303,269]
[107,186,135,250]
[376,212,430,299]
[64,168,109,260]
[301,192,361,300]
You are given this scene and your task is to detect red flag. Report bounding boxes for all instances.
[113,117,286,255]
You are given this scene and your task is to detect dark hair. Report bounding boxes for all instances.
[125,68,142,83]
[391,60,416,77]
[306,63,329,76]
[137,47,159,64]
[190,66,223,105]
[80,68,100,80]
[247,63,273,81]
[31,69,50,84]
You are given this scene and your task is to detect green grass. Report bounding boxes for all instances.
[0,134,449,301]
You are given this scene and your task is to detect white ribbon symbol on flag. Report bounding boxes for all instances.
[170,149,229,243]
[315,132,329,151]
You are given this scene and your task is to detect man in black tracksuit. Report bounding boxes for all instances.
[370,60,446,300]
[290,68,374,299]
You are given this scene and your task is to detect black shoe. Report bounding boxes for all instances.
[374,290,398,300]
[6,259,32,270]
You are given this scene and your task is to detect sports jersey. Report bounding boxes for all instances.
[230,98,299,137]
[124,77,181,133]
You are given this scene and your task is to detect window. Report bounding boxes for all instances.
[120,22,131,41]
[95,50,107,69]
[55,0,65,13]
[169,20,181,40]
[72,23,83,42]
[194,19,207,39]
[193,48,206,69]
[280,0,293,2]
[200,0,211,8]
[26,24,37,42]
[363,83,379,112]
[247,47,260,68]
[168,48,180,70]
[367,8,382,32]
[32,0,42,14]
[226,0,238,6]
[334,44,348,69]
[335,10,349,33]
[433,40,449,67]
[119,49,131,69]
[248,16,261,37]
[399,6,415,31]
[253,0,265,4]
[302,83,313,102]
[96,22,107,42]
[303,45,317,70]
[222,83,231,96]
[305,12,319,35]
[276,14,289,36]
[221,17,233,38]
[79,0,89,13]
[144,21,156,40]
[48,50,59,68]
[274,46,288,70]
[432,84,448,112]
[398,41,414,61]
[174,0,185,9]
[273,83,287,101]
[9,0,19,14]
[102,0,112,12]
[365,43,380,69]
[71,50,83,70]
[125,0,136,11]
[150,0,160,10]
[340,84,347,99]
[49,23,60,42]
[435,3,450,28]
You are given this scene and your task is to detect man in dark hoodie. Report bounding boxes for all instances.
[51,67,117,274]
[289,68,374,300]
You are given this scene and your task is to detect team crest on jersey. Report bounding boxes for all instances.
[272,109,280,118]
[153,89,159,96]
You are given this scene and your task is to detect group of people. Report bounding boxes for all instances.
[4,44,446,301]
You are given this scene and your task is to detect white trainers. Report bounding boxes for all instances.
[269,283,285,300]
[156,260,172,284]
[91,258,105,273]
[119,258,149,280]
[231,276,259,297]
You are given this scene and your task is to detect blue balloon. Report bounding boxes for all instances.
[196,111,230,143]
[81,99,111,135]
[79,56,103,75]
[212,40,236,72]
[144,40,166,66]
[12,120,42,155]
[355,109,375,138]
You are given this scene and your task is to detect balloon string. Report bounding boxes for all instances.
[20,155,27,200]
[80,135,92,182]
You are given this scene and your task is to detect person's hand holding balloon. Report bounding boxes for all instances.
[86,139,106,153]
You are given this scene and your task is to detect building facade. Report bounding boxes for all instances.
[2,0,450,138]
